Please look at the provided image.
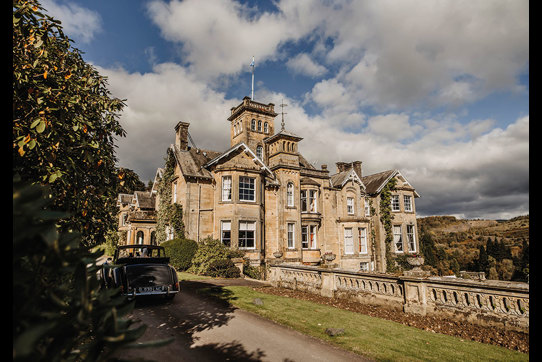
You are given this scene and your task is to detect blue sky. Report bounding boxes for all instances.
[40,0,529,219]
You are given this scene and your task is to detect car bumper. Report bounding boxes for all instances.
[124,289,180,298]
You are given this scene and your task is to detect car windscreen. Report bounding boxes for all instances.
[126,265,172,288]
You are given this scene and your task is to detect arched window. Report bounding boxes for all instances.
[287,182,294,207]
[136,231,144,244]
[251,119,256,130]
[150,231,156,245]
[258,120,262,132]
[264,122,268,133]
[256,145,263,159]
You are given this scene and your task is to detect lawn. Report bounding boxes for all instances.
[177,271,213,281]
[198,285,528,362]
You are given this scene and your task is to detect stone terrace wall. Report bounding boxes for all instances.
[268,264,529,332]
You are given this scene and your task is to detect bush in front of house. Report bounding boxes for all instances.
[207,259,241,278]
[162,238,198,271]
[243,259,263,280]
[189,237,244,276]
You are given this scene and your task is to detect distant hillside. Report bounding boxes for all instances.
[415,215,529,281]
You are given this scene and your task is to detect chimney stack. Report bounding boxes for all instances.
[336,162,350,173]
[352,161,362,178]
[175,121,190,151]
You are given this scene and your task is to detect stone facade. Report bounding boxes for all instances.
[163,96,421,272]
[117,190,157,245]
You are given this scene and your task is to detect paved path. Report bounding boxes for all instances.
[115,278,371,362]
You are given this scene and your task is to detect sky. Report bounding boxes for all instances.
[39,0,529,220]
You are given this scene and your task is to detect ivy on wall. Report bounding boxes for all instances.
[156,148,185,243]
[379,177,398,273]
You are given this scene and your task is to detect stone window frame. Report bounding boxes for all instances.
[256,145,263,160]
[301,188,318,213]
[251,119,256,130]
[264,122,269,133]
[364,198,371,217]
[258,120,262,132]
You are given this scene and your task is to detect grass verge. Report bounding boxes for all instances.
[199,285,528,362]
[177,271,213,281]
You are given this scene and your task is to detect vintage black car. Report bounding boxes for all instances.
[101,245,180,300]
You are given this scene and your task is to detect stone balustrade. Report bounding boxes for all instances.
[268,264,529,332]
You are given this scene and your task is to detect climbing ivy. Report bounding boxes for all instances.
[156,148,185,243]
[379,177,398,273]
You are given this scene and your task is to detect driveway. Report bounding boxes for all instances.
[114,278,371,362]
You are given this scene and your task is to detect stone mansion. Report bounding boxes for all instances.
[118,96,420,273]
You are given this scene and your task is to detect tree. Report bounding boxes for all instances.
[13,0,125,247]
[419,226,437,267]
[116,167,147,195]
[476,245,489,274]
[13,177,170,361]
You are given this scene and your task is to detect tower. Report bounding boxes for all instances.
[228,96,277,159]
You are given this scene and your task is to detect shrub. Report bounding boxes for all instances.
[190,237,244,275]
[162,238,198,271]
[243,259,263,280]
[207,259,241,278]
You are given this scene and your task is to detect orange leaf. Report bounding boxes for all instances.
[18,147,25,156]
[43,70,47,79]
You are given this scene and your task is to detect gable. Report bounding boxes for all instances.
[204,142,274,177]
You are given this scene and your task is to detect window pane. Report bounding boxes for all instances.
[301,226,308,248]
[344,228,353,254]
[393,225,403,252]
[407,225,416,252]
[391,195,400,211]
[287,223,294,248]
[404,195,412,212]
[359,228,367,253]
[301,190,307,212]
[347,197,354,214]
[287,183,294,207]
[239,177,255,201]
[239,221,255,248]
[309,225,317,249]
[221,221,231,247]
[222,176,232,201]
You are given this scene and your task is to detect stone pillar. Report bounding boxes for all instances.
[402,279,428,316]
[320,271,335,298]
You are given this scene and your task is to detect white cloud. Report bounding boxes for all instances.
[286,53,327,77]
[41,0,102,43]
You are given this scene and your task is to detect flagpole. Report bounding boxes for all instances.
[251,56,255,100]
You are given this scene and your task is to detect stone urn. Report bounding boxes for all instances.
[323,253,336,262]
[407,256,424,268]
[273,251,283,258]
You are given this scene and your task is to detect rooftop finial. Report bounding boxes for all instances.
[279,99,287,130]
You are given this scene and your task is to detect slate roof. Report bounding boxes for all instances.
[172,144,222,179]
[134,191,156,210]
[329,167,365,189]
[118,193,133,205]
[361,169,398,195]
